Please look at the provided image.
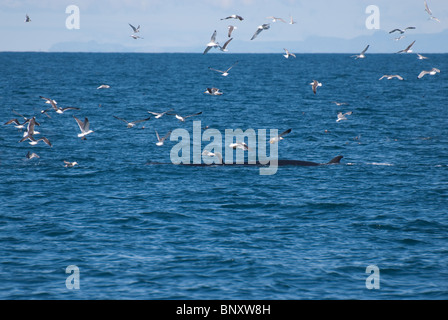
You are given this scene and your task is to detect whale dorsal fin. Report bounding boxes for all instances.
[327,155,343,164]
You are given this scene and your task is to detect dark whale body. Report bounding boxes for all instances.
[147,155,344,167]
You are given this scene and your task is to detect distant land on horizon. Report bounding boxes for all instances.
[43,29,448,54]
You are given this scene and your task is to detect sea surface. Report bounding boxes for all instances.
[0,52,447,300]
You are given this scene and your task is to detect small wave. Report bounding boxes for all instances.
[367,162,394,166]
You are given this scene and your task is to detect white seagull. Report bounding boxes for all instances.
[266,16,286,23]
[147,109,173,119]
[283,48,296,58]
[352,45,369,59]
[417,68,440,79]
[332,101,348,106]
[129,23,140,33]
[229,142,251,151]
[251,24,270,40]
[4,118,32,131]
[203,30,219,54]
[204,88,223,95]
[269,128,292,144]
[19,117,51,147]
[416,53,429,60]
[208,61,238,76]
[64,161,78,167]
[167,112,202,122]
[113,115,151,128]
[379,74,404,80]
[219,38,233,52]
[336,111,353,122]
[26,151,40,160]
[389,27,416,34]
[73,116,94,140]
[310,80,322,94]
[202,150,223,164]
[40,96,80,114]
[227,25,236,38]
[130,34,143,39]
[221,14,243,21]
[155,130,171,146]
[97,84,110,89]
[397,40,415,53]
[289,15,297,24]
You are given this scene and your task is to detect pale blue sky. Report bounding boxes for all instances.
[0,0,447,52]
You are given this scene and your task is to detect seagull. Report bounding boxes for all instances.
[203,30,219,54]
[310,80,322,94]
[73,116,93,140]
[393,36,406,41]
[202,150,223,164]
[130,34,143,39]
[221,14,243,21]
[389,27,416,34]
[219,38,233,52]
[155,130,171,146]
[167,112,202,122]
[147,109,173,119]
[332,101,348,106]
[64,161,78,167]
[40,96,80,114]
[429,16,440,22]
[22,116,40,136]
[417,67,440,79]
[25,14,31,22]
[97,84,110,89]
[4,118,31,131]
[397,40,415,53]
[19,117,51,147]
[424,0,432,16]
[227,25,236,37]
[269,128,292,144]
[416,53,429,60]
[379,74,404,80]
[283,48,296,58]
[289,15,297,24]
[229,142,251,151]
[204,88,223,95]
[208,61,238,77]
[26,151,40,160]
[129,23,140,33]
[113,115,151,128]
[266,16,286,23]
[250,24,270,40]
[352,45,369,59]
[336,111,353,122]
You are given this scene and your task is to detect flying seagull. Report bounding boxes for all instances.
[4,118,31,131]
[389,27,416,34]
[221,14,243,21]
[266,16,286,23]
[64,161,78,168]
[155,130,171,146]
[203,30,219,54]
[417,67,440,79]
[269,128,292,144]
[229,142,251,151]
[167,112,202,122]
[202,150,223,164]
[310,80,322,94]
[352,45,369,59]
[208,61,238,76]
[147,109,173,119]
[424,0,432,15]
[429,16,440,22]
[397,40,415,53]
[219,38,233,52]
[379,74,404,80]
[40,96,80,114]
[73,115,93,140]
[251,24,270,40]
[283,48,296,58]
[26,151,40,160]
[204,87,223,95]
[289,15,297,24]
[129,23,140,33]
[336,111,353,122]
[227,25,237,37]
[130,34,143,39]
[332,101,348,106]
[416,53,429,60]
[393,35,406,41]
[25,14,31,22]
[97,84,110,89]
[19,118,51,147]
[113,115,151,128]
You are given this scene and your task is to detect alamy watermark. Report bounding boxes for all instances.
[365,5,380,30]
[365,265,380,289]
[66,5,80,30]
[169,121,279,175]
[65,265,80,289]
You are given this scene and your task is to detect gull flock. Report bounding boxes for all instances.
[6,2,443,168]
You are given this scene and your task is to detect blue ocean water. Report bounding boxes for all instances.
[0,52,447,300]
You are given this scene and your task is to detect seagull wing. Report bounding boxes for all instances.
[162,131,172,141]
[251,28,263,40]
[406,40,416,51]
[226,60,238,72]
[129,23,137,32]
[184,112,202,119]
[73,116,85,131]
[278,128,292,138]
[417,70,428,79]
[132,116,151,124]
[209,67,224,74]
[210,30,217,42]
[113,116,129,123]
[361,45,370,54]
[424,0,432,15]
[221,38,233,50]
[203,46,212,54]
[389,29,402,34]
